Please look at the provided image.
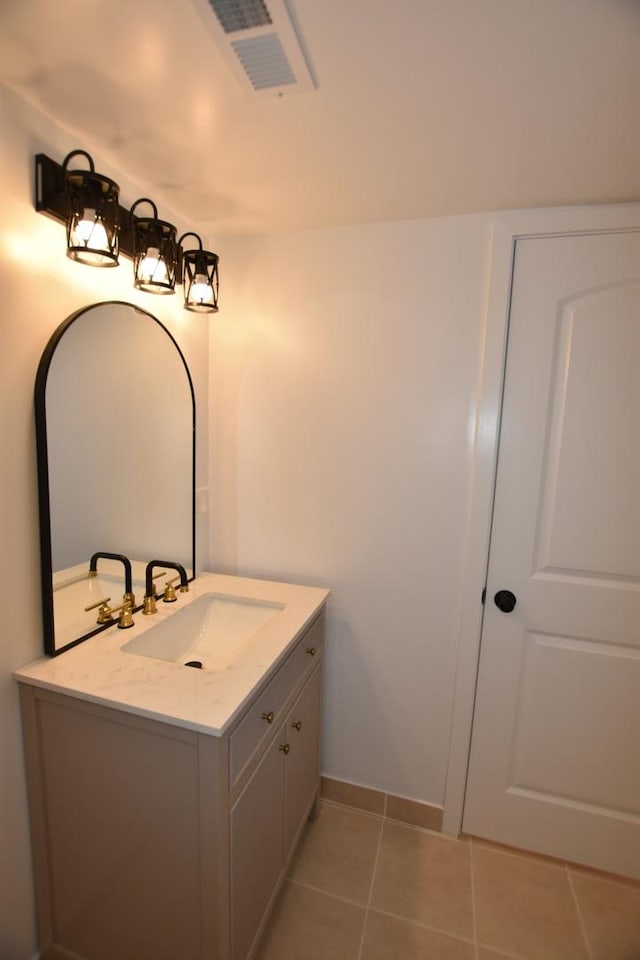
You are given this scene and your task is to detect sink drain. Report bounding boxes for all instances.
[184,660,203,669]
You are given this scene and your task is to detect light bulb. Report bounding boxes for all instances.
[139,248,167,284]
[73,211,109,251]
[189,274,214,305]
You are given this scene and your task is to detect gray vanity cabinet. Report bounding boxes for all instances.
[19,611,325,960]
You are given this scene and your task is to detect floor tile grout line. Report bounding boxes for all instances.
[287,877,369,910]
[356,814,384,960]
[356,911,370,960]
[566,864,594,960]
[366,816,385,905]
[469,838,479,960]
[288,874,501,955]
[360,905,480,949]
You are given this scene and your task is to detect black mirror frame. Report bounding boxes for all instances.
[34,300,196,656]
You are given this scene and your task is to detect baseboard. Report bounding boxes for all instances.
[320,776,444,832]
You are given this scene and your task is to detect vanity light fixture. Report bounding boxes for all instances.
[62,150,120,267]
[130,198,178,295]
[34,152,220,311]
[178,233,220,313]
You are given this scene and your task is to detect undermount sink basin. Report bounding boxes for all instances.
[121,593,284,671]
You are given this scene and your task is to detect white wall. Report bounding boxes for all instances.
[209,218,493,805]
[0,85,210,959]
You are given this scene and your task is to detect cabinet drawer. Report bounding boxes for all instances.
[229,616,323,788]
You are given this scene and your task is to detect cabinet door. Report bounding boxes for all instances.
[283,666,322,864]
[32,695,202,960]
[230,732,284,960]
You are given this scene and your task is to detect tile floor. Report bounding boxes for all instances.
[256,801,640,960]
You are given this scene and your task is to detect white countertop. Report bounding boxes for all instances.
[15,572,329,737]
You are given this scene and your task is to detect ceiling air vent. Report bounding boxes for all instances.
[191,0,316,97]
[208,0,272,33]
[231,34,295,90]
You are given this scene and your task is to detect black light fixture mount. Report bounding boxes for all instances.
[178,232,220,313]
[130,198,178,295]
[61,150,120,266]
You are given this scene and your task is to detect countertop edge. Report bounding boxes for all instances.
[14,573,330,737]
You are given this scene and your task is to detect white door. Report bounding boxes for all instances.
[463,230,640,879]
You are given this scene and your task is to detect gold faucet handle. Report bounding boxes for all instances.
[115,601,134,630]
[102,599,134,629]
[84,597,133,628]
[85,597,113,623]
[163,575,180,603]
[85,597,111,611]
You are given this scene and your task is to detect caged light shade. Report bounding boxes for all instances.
[130,198,178,294]
[63,150,120,267]
[178,232,219,313]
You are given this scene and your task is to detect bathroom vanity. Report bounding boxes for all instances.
[23,302,331,958]
[16,572,329,960]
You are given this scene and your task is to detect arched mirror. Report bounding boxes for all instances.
[35,301,195,655]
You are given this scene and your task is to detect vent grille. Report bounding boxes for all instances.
[231,34,295,89]
[207,0,272,33]
[192,0,316,96]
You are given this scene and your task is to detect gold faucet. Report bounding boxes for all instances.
[85,597,134,629]
[143,561,189,615]
[162,575,181,603]
[142,571,167,615]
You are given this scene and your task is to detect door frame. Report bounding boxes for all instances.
[442,201,640,837]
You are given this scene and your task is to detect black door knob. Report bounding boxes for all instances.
[494,589,517,613]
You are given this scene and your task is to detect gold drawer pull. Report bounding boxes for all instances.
[279,743,290,755]
[291,721,302,731]
[306,647,317,656]
[261,711,275,724]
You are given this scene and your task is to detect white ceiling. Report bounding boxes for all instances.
[1,0,639,237]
